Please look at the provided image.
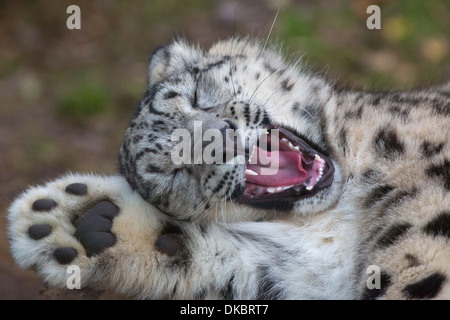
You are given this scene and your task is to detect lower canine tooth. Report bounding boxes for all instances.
[267,187,277,193]
[306,185,313,191]
[245,169,258,176]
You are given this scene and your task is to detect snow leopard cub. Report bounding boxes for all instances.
[8,38,450,299]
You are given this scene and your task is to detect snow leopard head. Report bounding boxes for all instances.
[119,38,343,221]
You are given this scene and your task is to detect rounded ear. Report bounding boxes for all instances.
[148,45,171,86]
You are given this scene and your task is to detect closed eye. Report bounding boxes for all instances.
[191,83,199,108]
[191,85,215,111]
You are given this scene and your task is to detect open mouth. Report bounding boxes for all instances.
[241,125,334,204]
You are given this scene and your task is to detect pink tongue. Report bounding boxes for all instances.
[246,147,308,187]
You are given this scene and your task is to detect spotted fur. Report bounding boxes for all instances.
[118,38,450,299]
[7,38,450,299]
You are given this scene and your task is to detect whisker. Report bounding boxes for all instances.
[248,62,284,104]
[214,202,219,225]
[229,39,237,98]
[258,9,279,60]
[300,106,314,121]
[227,189,239,223]
[184,197,209,224]
[261,88,281,109]
[221,194,226,224]
[291,52,305,70]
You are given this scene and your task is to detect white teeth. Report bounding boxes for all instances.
[281,138,301,153]
[315,154,325,164]
[306,185,313,191]
[245,169,258,176]
[265,185,294,193]
[316,160,325,183]
[314,154,325,184]
[315,154,326,164]
[316,170,323,183]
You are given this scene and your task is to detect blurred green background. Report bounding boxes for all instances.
[0,0,449,299]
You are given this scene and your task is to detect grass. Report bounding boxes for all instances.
[57,76,110,124]
[277,0,449,90]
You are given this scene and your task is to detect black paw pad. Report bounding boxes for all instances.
[32,199,57,212]
[65,183,88,196]
[28,224,52,240]
[155,234,181,256]
[53,247,77,264]
[73,200,119,257]
[77,232,117,257]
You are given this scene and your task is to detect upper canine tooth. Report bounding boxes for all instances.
[314,154,322,161]
[281,138,289,144]
[306,185,313,191]
[245,169,258,176]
